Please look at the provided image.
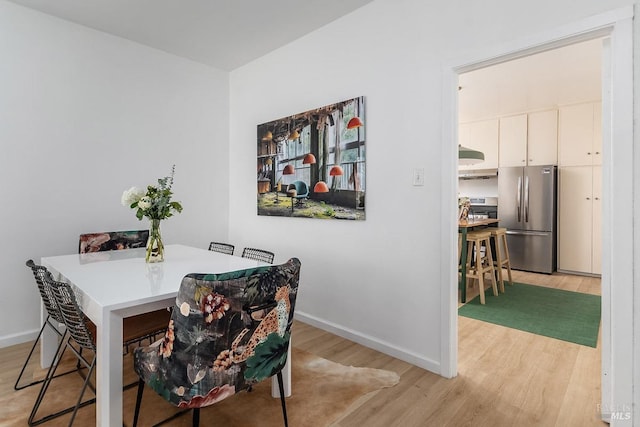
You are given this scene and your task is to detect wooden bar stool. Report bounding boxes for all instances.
[490,227,513,293]
[465,230,498,304]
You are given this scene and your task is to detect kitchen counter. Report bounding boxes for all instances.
[459,218,499,228]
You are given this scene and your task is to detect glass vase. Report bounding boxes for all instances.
[146,219,164,263]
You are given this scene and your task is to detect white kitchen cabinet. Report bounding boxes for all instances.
[558,102,602,166]
[592,165,602,275]
[527,110,558,165]
[458,118,499,170]
[499,111,558,167]
[498,114,527,167]
[558,165,601,275]
[593,102,602,164]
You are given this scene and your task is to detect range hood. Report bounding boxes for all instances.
[458,168,498,180]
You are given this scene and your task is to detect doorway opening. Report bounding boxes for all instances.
[443,11,635,421]
[442,9,633,422]
[455,39,605,423]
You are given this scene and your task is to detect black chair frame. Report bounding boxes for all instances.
[132,371,288,427]
[241,247,275,264]
[16,261,86,392]
[28,278,97,427]
[208,241,235,255]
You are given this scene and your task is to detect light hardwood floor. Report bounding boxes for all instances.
[0,271,603,426]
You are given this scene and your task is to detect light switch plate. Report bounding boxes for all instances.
[413,168,425,186]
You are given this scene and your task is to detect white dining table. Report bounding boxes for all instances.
[41,244,291,427]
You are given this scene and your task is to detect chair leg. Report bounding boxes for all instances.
[192,408,200,427]
[484,238,498,297]
[15,320,49,390]
[28,332,72,426]
[502,234,514,286]
[475,241,486,305]
[277,371,289,427]
[505,260,513,285]
[28,338,95,426]
[68,357,96,426]
[16,319,82,391]
[493,237,505,293]
[465,243,474,290]
[133,379,145,427]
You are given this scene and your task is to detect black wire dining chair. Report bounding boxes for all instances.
[241,247,275,264]
[208,241,235,255]
[28,276,98,426]
[16,260,80,392]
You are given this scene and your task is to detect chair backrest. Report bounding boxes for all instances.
[287,180,309,197]
[78,230,149,254]
[26,260,64,325]
[44,275,96,351]
[241,247,275,264]
[133,258,301,409]
[208,241,235,255]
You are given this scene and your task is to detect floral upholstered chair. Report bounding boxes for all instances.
[132,257,301,427]
[78,229,169,350]
[78,230,149,253]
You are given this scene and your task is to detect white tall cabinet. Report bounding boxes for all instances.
[498,114,527,166]
[558,102,602,166]
[527,110,559,166]
[558,165,602,274]
[557,101,602,275]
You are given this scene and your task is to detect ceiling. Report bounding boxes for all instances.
[459,38,603,123]
[9,0,601,114]
[8,0,373,71]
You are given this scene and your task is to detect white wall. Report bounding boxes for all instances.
[229,0,633,374]
[0,1,230,345]
[2,0,637,421]
[458,177,498,198]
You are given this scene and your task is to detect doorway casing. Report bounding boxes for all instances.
[440,6,634,423]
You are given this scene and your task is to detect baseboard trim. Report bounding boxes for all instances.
[0,329,39,349]
[557,269,602,278]
[294,311,441,375]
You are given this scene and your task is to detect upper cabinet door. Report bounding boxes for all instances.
[458,119,499,170]
[527,110,558,166]
[499,114,527,167]
[558,102,600,166]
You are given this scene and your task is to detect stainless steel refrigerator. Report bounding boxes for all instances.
[498,165,557,274]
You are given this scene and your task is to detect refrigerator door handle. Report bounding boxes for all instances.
[524,175,529,222]
[506,230,550,237]
[516,176,522,222]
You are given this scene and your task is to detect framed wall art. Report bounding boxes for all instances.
[257,96,366,220]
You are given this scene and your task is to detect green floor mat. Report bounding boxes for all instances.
[458,282,601,347]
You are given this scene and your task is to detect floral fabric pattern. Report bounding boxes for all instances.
[78,230,149,253]
[133,258,301,409]
[201,292,230,324]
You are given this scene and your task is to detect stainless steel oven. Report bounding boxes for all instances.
[467,196,498,220]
